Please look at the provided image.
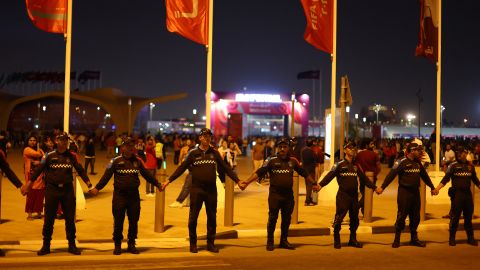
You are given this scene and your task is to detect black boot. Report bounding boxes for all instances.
[68,242,81,255]
[113,244,122,255]
[449,231,456,246]
[127,241,140,254]
[467,231,478,246]
[37,241,51,256]
[207,239,219,253]
[333,232,341,249]
[347,232,363,248]
[189,241,198,253]
[392,231,401,248]
[266,237,274,251]
[409,232,426,247]
[279,237,295,250]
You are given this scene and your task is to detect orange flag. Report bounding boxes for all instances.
[165,0,208,45]
[300,0,333,54]
[415,0,438,62]
[26,0,67,34]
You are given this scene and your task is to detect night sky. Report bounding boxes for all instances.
[1,1,480,125]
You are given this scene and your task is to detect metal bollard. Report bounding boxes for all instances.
[363,172,374,223]
[420,181,426,222]
[292,172,299,224]
[154,168,166,233]
[224,176,234,227]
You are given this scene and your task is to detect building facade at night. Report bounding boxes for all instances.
[210,92,310,139]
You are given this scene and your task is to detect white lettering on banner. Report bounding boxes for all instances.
[321,0,328,16]
[310,2,318,30]
[235,94,282,103]
[174,0,199,18]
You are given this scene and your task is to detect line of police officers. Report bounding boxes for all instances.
[1,129,479,257]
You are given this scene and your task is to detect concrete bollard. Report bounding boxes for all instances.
[292,172,299,224]
[420,181,426,222]
[224,177,235,227]
[363,172,374,223]
[154,168,166,233]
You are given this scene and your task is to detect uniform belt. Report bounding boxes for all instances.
[48,182,71,188]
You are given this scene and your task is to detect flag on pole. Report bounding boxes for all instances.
[300,0,333,54]
[165,0,208,45]
[26,0,67,34]
[415,0,439,61]
[297,70,320,80]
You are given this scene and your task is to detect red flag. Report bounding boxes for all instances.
[26,0,67,34]
[301,0,333,54]
[415,0,438,62]
[165,0,208,45]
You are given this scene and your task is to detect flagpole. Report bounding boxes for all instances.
[205,0,214,129]
[63,0,73,134]
[435,0,442,172]
[329,0,337,167]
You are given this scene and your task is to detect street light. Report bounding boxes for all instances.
[406,114,416,126]
[192,109,197,133]
[440,105,445,127]
[373,104,381,124]
[149,102,155,121]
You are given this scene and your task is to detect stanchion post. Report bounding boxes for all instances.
[420,181,426,222]
[363,172,374,223]
[154,167,166,233]
[224,176,234,227]
[292,172,299,224]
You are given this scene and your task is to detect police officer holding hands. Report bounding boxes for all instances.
[242,138,318,251]
[26,132,92,256]
[162,128,241,253]
[318,142,381,249]
[434,146,480,246]
[1,148,24,257]
[377,142,437,248]
[89,138,161,255]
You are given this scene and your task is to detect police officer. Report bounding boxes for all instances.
[318,142,380,249]
[0,149,24,257]
[434,146,480,246]
[89,138,161,255]
[243,138,317,251]
[27,132,92,256]
[377,142,437,248]
[162,128,240,253]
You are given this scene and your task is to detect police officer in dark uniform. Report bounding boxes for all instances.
[319,142,380,249]
[89,138,161,255]
[0,149,24,257]
[434,146,480,246]
[162,128,240,253]
[27,132,92,256]
[243,138,317,251]
[378,142,437,248]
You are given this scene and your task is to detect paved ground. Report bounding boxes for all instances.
[0,146,479,256]
[0,232,479,269]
